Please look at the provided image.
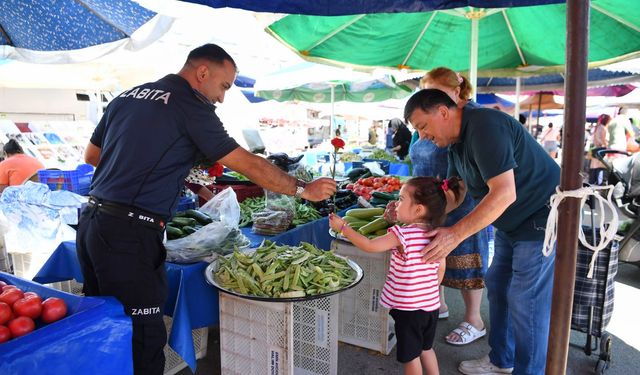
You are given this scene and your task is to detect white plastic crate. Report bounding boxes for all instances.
[331,240,396,354]
[163,316,209,375]
[219,292,339,375]
[9,252,83,293]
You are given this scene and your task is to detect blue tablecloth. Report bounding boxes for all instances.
[33,241,216,372]
[0,272,133,374]
[33,216,335,372]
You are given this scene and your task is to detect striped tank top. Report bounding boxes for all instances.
[380,224,441,312]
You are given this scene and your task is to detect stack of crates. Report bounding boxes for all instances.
[9,252,83,294]
[163,316,209,375]
[37,164,94,195]
[219,292,339,375]
[331,240,396,355]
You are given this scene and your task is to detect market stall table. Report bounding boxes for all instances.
[32,214,336,372]
[0,272,133,374]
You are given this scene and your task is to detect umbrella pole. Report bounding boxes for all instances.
[331,85,336,136]
[536,92,542,129]
[546,0,589,374]
[470,17,479,102]
[514,77,521,119]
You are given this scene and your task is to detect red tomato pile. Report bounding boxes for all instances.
[0,280,68,343]
[346,176,403,200]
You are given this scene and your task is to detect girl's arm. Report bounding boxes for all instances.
[329,213,400,253]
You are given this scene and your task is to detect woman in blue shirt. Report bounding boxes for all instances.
[409,67,489,346]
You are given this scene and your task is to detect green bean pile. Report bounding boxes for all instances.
[214,240,357,298]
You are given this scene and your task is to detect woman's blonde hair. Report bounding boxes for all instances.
[419,67,474,101]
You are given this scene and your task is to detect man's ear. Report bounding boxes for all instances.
[196,65,208,82]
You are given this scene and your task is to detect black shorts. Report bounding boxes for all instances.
[389,309,439,363]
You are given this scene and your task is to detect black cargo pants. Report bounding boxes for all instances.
[77,200,168,375]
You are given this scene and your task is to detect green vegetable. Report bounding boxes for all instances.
[345,208,385,220]
[184,209,213,225]
[213,240,356,298]
[358,217,389,235]
[166,225,184,239]
[170,217,198,228]
[372,191,398,201]
[181,226,197,235]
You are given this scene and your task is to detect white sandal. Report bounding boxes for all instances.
[446,322,486,346]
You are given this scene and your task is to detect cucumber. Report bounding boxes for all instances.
[166,225,184,240]
[357,217,389,235]
[181,226,197,235]
[170,217,198,228]
[184,209,213,225]
[372,191,398,201]
[345,208,385,220]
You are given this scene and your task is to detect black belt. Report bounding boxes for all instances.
[87,197,166,231]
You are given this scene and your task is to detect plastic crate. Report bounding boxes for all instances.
[38,164,94,195]
[9,252,84,293]
[163,316,209,375]
[177,195,198,212]
[219,292,339,375]
[362,158,391,174]
[211,184,264,203]
[331,240,396,354]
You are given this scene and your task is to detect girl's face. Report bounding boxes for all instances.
[395,184,427,224]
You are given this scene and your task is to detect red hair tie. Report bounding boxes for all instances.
[441,179,449,192]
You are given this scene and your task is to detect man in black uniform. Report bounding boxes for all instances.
[77,44,336,374]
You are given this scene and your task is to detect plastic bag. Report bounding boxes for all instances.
[251,190,294,235]
[363,161,385,176]
[165,188,249,263]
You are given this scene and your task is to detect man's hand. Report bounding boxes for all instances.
[421,226,462,263]
[301,178,337,201]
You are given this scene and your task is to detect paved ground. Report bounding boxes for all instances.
[179,262,640,375]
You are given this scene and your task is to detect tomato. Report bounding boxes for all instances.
[1,285,18,292]
[41,297,67,324]
[0,288,23,307]
[0,302,11,325]
[0,325,10,343]
[13,297,42,319]
[345,183,354,190]
[0,281,7,288]
[8,316,35,338]
[23,292,42,304]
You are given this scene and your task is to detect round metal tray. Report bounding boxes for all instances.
[204,252,363,302]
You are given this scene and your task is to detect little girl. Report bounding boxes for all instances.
[329,176,463,375]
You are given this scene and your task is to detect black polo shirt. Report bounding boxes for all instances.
[89,74,239,218]
[447,107,560,240]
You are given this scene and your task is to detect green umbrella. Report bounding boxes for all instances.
[254,62,412,133]
[266,0,640,84]
[254,62,412,103]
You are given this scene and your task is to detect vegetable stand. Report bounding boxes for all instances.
[31,213,339,373]
[0,272,133,374]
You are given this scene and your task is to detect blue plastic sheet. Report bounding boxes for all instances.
[0,272,132,374]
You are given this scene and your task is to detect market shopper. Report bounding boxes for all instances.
[404,89,560,375]
[77,43,336,375]
[0,139,45,193]
[413,67,489,347]
[390,118,412,160]
[329,176,457,375]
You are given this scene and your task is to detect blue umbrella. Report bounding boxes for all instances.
[182,0,564,16]
[234,75,266,103]
[0,0,173,63]
[477,68,638,94]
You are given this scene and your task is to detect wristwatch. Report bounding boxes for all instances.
[294,179,307,198]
